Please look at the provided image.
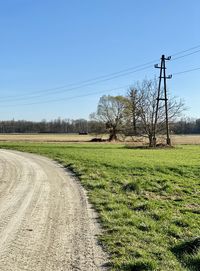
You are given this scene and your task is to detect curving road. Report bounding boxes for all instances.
[0,150,107,271]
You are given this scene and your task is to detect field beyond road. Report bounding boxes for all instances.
[0,133,200,145]
[0,141,199,270]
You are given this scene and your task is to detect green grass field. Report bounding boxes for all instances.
[0,142,199,271]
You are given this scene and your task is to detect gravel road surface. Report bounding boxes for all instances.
[0,150,107,271]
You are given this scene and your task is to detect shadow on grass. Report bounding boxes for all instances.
[124,144,175,150]
[171,237,200,271]
[120,261,155,271]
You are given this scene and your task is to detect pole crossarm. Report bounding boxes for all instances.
[160,75,172,79]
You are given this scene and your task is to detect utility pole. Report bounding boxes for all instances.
[154,55,172,146]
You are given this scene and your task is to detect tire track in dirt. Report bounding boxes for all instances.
[0,150,107,271]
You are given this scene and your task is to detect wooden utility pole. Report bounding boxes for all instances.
[154,55,172,146]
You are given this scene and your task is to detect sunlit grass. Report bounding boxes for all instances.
[0,142,199,270]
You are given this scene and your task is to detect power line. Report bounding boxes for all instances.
[172,49,200,61]
[0,65,154,102]
[0,84,132,107]
[0,64,199,107]
[173,66,200,75]
[1,65,200,106]
[1,43,200,104]
[0,63,157,100]
[1,43,200,100]
[171,44,200,57]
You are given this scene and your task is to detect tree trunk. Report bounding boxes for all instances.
[152,137,157,147]
[109,128,117,141]
[132,112,137,135]
[148,134,157,147]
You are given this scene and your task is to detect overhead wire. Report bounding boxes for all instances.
[2,43,200,100]
[173,66,200,75]
[0,61,158,100]
[0,64,153,102]
[0,84,132,107]
[0,43,200,105]
[171,44,200,57]
[1,64,200,107]
[171,49,200,61]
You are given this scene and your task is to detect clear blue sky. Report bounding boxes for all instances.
[0,0,199,121]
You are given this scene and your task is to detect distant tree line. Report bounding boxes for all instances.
[0,118,105,134]
[0,117,199,137]
[172,118,200,134]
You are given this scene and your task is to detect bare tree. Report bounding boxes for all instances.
[134,78,185,146]
[90,95,127,141]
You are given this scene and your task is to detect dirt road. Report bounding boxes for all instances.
[0,150,107,271]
